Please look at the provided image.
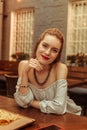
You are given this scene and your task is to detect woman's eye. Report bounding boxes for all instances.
[52,49,58,53]
[42,44,47,48]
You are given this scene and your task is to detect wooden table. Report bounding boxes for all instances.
[0,96,87,130]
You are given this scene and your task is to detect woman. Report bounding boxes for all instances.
[14,28,82,115]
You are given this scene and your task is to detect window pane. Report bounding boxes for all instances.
[67,1,87,65]
[10,8,34,60]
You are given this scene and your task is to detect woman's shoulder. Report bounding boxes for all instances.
[18,60,29,76]
[19,60,29,66]
[56,62,67,70]
[55,62,68,79]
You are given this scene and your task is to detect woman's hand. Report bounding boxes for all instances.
[30,100,40,109]
[19,86,29,95]
[28,58,43,71]
[21,58,43,74]
[18,59,43,95]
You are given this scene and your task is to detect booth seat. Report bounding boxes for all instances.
[0,60,19,96]
[67,66,87,116]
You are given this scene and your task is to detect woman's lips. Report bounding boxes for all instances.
[41,55,49,60]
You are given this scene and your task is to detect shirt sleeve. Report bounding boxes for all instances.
[14,77,34,108]
[39,79,67,114]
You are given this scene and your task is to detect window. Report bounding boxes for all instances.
[10,8,34,60]
[67,0,87,56]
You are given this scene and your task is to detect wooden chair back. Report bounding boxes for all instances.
[67,66,87,87]
[68,66,87,80]
[5,74,18,98]
[0,60,19,74]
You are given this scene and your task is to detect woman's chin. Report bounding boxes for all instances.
[37,58,52,65]
[38,60,47,65]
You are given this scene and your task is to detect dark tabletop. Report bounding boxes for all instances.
[0,96,87,130]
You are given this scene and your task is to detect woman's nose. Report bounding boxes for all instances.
[45,48,51,55]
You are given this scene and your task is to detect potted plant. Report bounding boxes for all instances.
[11,52,29,61]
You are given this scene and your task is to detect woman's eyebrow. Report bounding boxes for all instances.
[53,47,60,50]
[42,42,48,44]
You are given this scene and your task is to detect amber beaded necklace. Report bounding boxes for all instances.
[33,65,52,86]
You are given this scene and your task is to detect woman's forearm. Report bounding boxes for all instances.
[19,71,29,94]
[21,70,29,86]
[30,100,40,109]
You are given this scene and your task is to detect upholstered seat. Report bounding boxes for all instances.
[5,74,18,98]
[68,86,87,115]
[0,76,7,95]
[67,66,87,116]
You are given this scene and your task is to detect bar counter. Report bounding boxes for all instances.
[0,96,87,130]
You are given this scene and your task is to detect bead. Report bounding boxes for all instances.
[20,85,28,88]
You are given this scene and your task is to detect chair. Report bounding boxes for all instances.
[5,74,18,98]
[68,66,87,116]
[0,75,7,95]
[68,86,87,116]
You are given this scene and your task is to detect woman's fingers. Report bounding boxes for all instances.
[29,58,43,71]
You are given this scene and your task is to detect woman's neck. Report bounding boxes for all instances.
[40,64,52,71]
[33,65,52,86]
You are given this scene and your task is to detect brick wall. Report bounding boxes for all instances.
[1,0,68,63]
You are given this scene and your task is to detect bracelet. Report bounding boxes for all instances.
[20,85,28,88]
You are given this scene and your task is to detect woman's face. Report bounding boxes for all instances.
[36,34,61,65]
